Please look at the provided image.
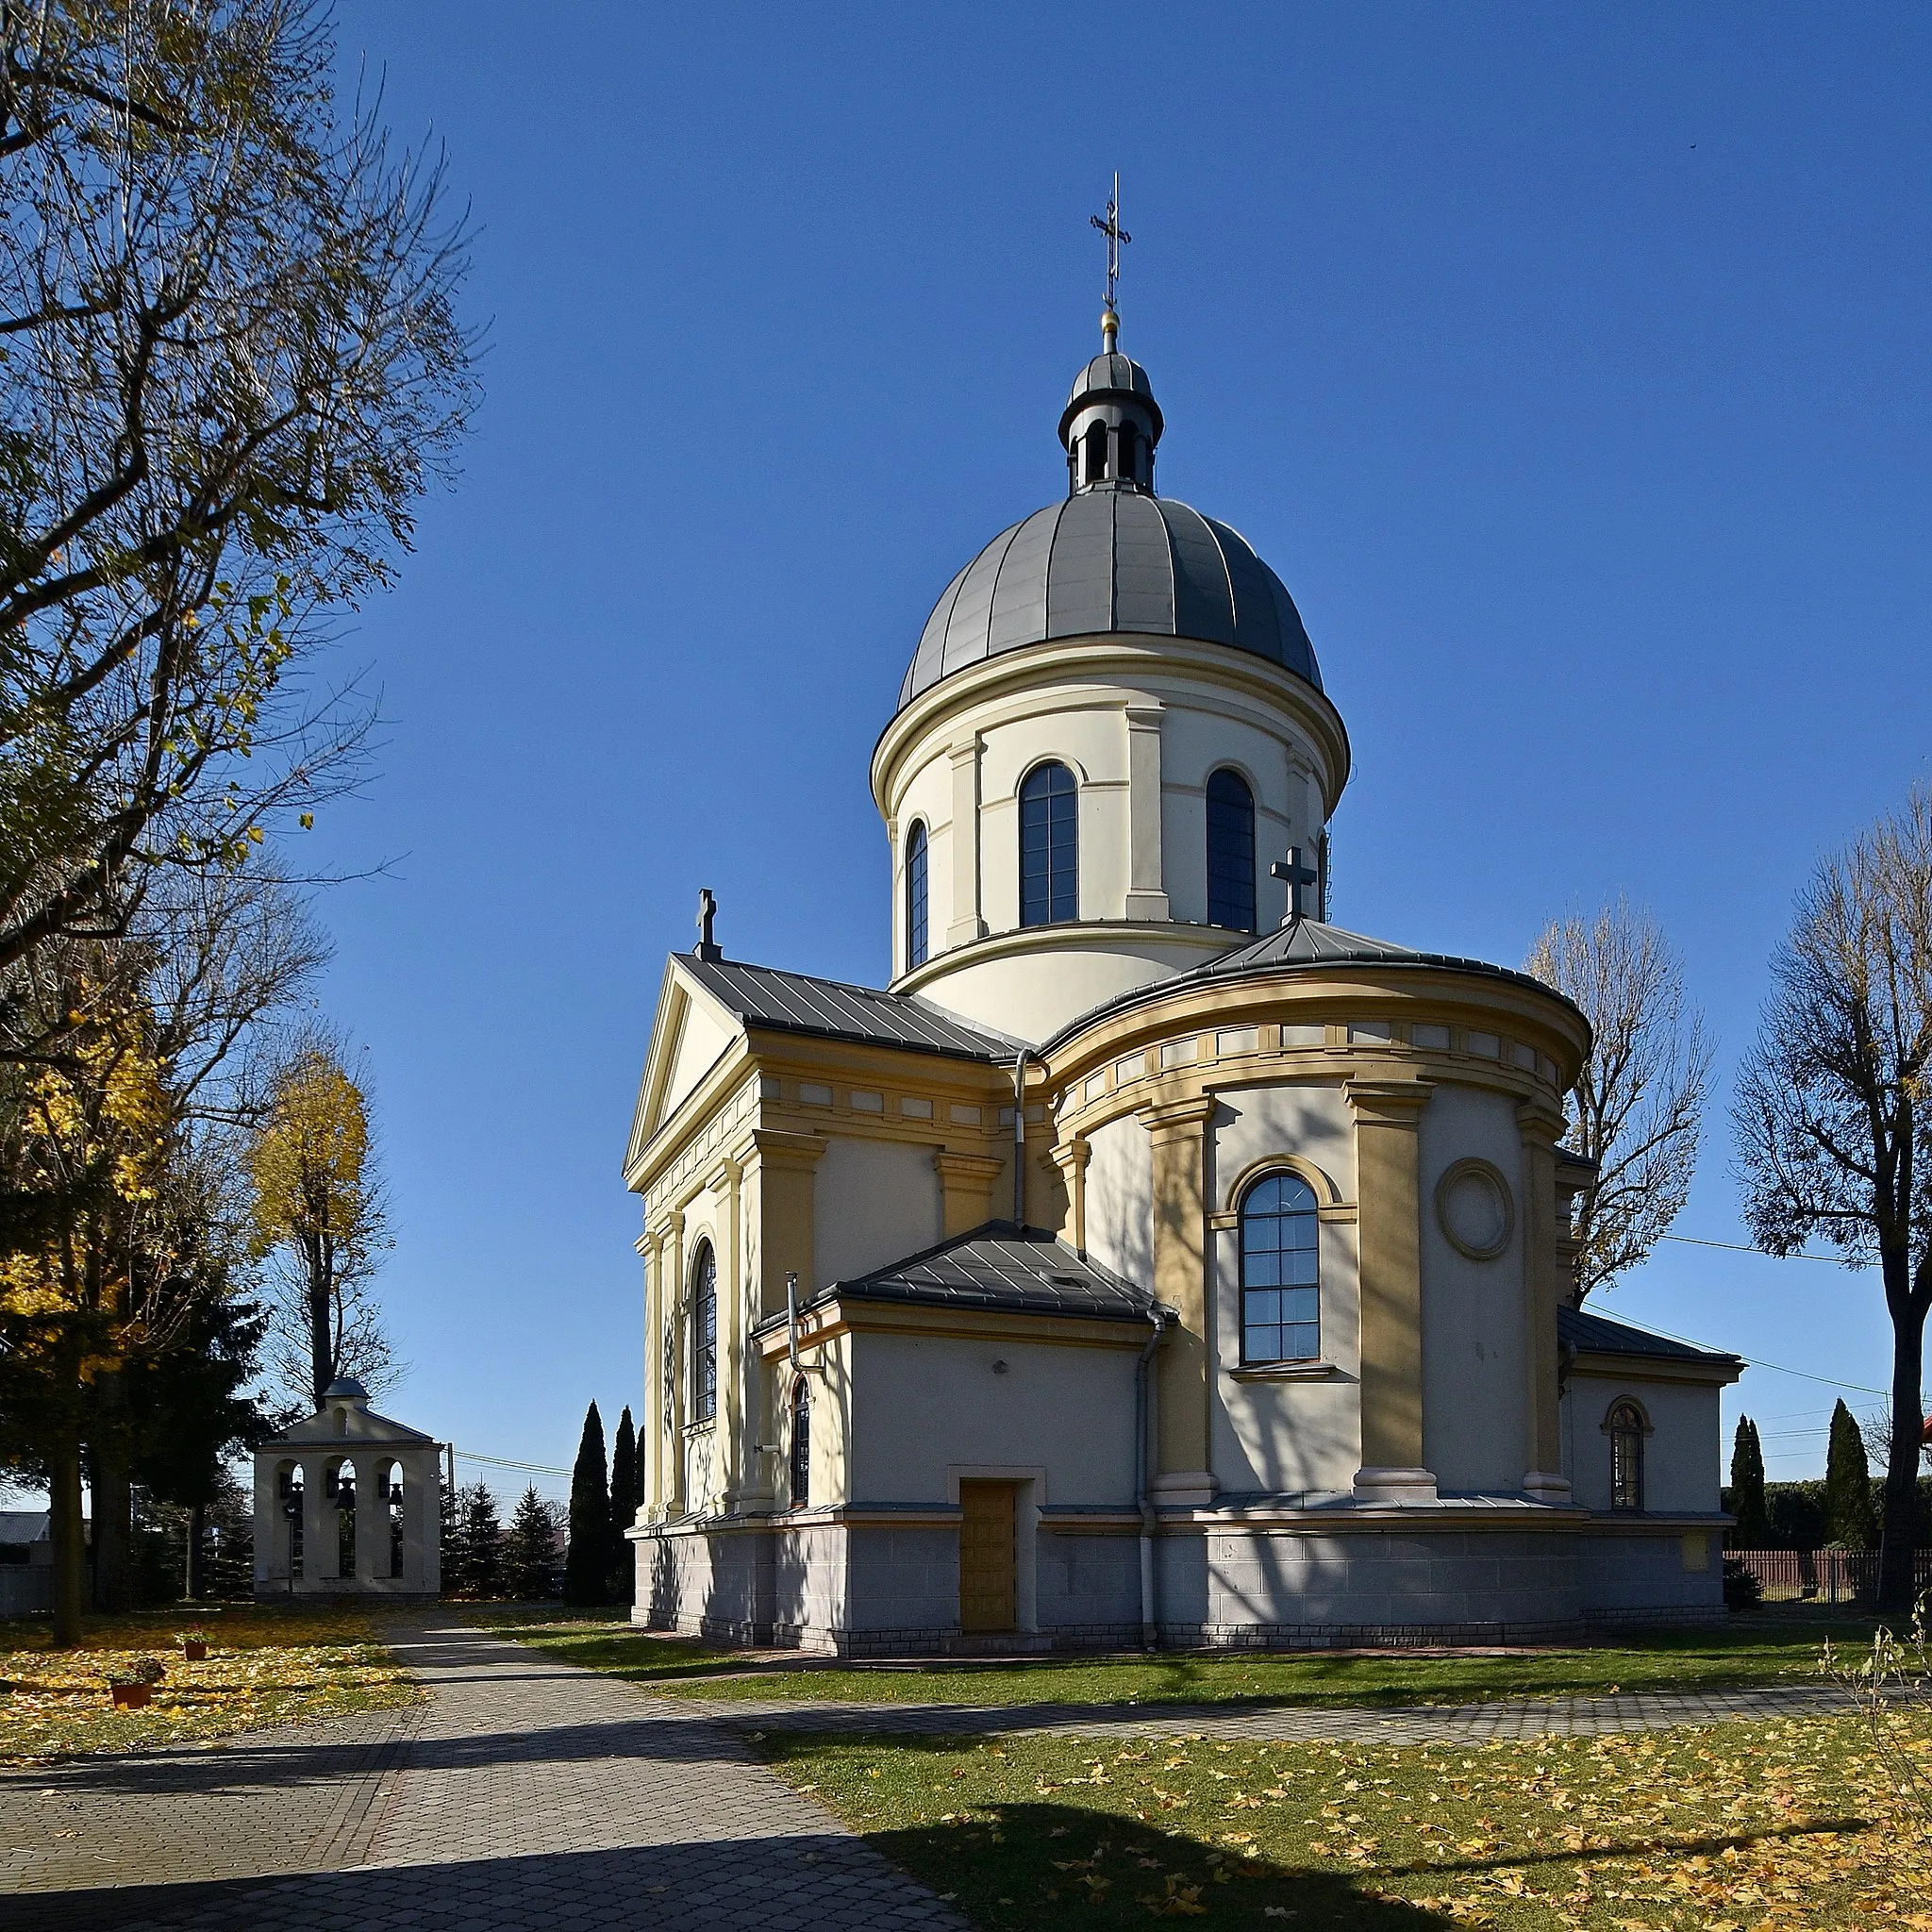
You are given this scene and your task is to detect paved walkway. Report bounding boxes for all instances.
[684,1676,1856,1745]
[0,1621,969,1931]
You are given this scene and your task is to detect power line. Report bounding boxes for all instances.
[454,1448,572,1477]
[1591,1308,1890,1397]
[1660,1233,1856,1265]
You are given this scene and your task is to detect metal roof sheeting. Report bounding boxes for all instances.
[768,1222,1156,1325]
[679,954,1018,1061]
[897,491,1322,711]
[1557,1305,1740,1365]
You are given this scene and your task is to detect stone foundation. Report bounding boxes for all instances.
[630,1510,1725,1654]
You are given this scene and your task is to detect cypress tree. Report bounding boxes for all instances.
[507,1486,561,1600]
[1728,1416,1769,1547]
[608,1406,638,1603]
[563,1400,609,1606]
[1824,1400,1879,1549]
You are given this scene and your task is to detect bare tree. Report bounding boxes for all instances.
[1735,785,1932,1614]
[1525,899,1712,1301]
[0,0,474,1044]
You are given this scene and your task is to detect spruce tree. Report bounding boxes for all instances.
[563,1400,609,1606]
[507,1487,560,1600]
[1728,1416,1770,1547]
[608,1406,638,1602]
[460,1484,506,1598]
[1824,1399,1879,1549]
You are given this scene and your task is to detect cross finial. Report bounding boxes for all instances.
[1271,846,1320,927]
[1090,173,1130,349]
[694,887,721,962]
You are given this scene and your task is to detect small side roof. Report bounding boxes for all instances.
[0,1510,50,1545]
[1558,1305,1741,1368]
[761,1222,1159,1328]
[675,952,1021,1061]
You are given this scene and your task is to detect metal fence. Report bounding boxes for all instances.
[1727,1548,1932,1604]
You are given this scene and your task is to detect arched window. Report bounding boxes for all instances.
[1019,761,1078,926]
[1117,419,1138,485]
[791,1376,811,1508]
[1607,1400,1645,1512]
[1239,1171,1320,1364]
[906,822,928,970]
[1206,769,1257,931]
[1083,421,1107,485]
[690,1241,717,1424]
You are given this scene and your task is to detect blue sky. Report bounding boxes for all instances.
[299,3,1930,1495]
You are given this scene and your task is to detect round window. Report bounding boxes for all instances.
[1435,1158,1514,1261]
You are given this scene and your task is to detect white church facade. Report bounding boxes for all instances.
[624,314,1740,1653]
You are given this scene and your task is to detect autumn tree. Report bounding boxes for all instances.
[1525,900,1712,1302]
[248,1035,392,1409]
[1735,785,1932,1612]
[0,0,474,1071]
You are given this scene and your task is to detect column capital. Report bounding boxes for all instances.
[746,1127,830,1173]
[1514,1095,1569,1146]
[1045,1135,1091,1180]
[933,1149,1007,1186]
[1343,1075,1435,1126]
[1122,700,1165,728]
[1139,1094,1217,1139]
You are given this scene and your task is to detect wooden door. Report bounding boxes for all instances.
[958,1481,1018,1632]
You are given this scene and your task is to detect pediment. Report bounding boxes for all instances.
[625,957,746,1178]
[259,1406,435,1450]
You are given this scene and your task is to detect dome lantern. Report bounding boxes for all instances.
[1058,318,1164,495]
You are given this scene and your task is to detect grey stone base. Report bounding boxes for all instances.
[630,1514,1724,1656]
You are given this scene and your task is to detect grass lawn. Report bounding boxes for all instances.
[768,1713,1930,1929]
[489,1609,1875,1713]
[0,1604,419,1763]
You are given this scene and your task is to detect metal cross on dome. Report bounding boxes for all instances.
[1090,174,1130,314]
[1272,846,1320,926]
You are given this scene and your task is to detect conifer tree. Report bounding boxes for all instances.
[1728,1416,1769,1547]
[1824,1400,1879,1550]
[608,1406,638,1602]
[458,1483,505,1598]
[507,1487,560,1601]
[563,1401,609,1606]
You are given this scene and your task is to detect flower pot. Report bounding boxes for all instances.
[182,1641,207,1662]
[109,1683,152,1709]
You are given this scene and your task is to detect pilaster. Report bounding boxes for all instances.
[1123,702,1171,921]
[933,1149,1008,1239]
[1141,1095,1217,1506]
[1517,1097,1572,1502]
[1344,1075,1438,1504]
[744,1129,827,1318]
[664,1210,687,1516]
[946,737,987,945]
[1047,1135,1091,1253]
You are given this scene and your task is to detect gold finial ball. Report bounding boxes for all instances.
[1101,305,1120,342]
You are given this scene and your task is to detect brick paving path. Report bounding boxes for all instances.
[687,1676,1856,1745]
[0,1620,970,1931]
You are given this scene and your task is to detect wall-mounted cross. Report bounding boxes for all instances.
[695,887,722,962]
[1271,846,1319,925]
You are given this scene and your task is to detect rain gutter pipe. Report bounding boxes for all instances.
[1134,1305,1170,1651]
[1011,1051,1028,1224]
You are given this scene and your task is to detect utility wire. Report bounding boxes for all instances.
[454,1448,573,1477]
[1660,1233,1854,1265]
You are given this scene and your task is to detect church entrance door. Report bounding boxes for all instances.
[958,1481,1018,1632]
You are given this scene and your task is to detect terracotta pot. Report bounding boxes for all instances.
[182,1641,207,1662]
[109,1683,152,1709]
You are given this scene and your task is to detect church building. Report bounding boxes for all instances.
[624,303,1740,1653]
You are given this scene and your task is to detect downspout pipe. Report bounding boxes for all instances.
[1011,1050,1029,1226]
[1134,1305,1170,1651]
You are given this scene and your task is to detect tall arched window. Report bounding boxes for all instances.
[906,822,928,970]
[1019,761,1078,926]
[1206,769,1257,931]
[1083,422,1107,484]
[790,1376,811,1507]
[1239,1171,1320,1363]
[1607,1401,1645,1512]
[690,1241,717,1424]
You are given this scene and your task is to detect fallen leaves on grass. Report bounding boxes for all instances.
[0,1608,416,1762]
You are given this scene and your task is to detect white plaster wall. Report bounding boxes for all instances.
[1207,1083,1361,1496]
[847,1330,1140,1506]
[661,997,734,1122]
[1560,1372,1724,1514]
[1417,1083,1529,1493]
[1084,1112,1153,1288]
[814,1137,944,1288]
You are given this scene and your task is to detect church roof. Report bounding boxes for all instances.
[675,953,1020,1061]
[769,1222,1158,1327]
[898,491,1321,713]
[1558,1305,1741,1367]
[1042,918,1585,1051]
